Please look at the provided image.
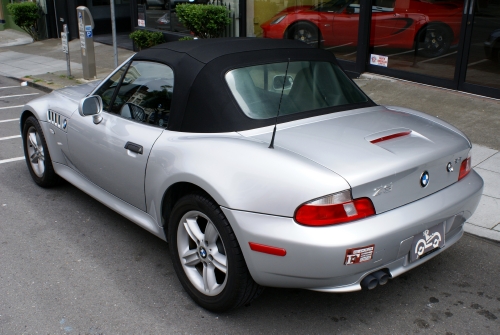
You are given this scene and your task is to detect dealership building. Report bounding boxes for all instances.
[7,0,500,99]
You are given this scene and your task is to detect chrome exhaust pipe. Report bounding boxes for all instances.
[373,270,390,285]
[361,274,378,290]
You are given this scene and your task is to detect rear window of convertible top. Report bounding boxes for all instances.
[225,61,368,120]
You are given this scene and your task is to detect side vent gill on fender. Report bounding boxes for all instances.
[47,110,68,132]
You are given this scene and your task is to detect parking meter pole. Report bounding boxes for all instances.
[77,6,96,80]
[110,0,118,68]
[61,24,71,78]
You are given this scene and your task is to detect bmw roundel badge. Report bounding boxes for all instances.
[420,171,430,188]
[63,119,67,130]
[199,247,207,258]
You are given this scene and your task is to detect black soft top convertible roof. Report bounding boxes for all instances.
[132,38,374,133]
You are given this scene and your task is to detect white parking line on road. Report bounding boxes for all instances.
[0,157,24,165]
[0,105,23,110]
[467,59,488,67]
[418,51,457,64]
[0,118,18,123]
[0,93,38,99]
[0,86,22,89]
[0,135,21,141]
[343,51,358,56]
[344,45,390,57]
[324,43,353,50]
[386,48,424,57]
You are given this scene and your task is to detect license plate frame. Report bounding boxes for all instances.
[410,222,445,263]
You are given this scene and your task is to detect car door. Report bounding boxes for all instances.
[67,61,174,211]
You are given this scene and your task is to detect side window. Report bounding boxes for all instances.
[93,63,128,112]
[112,61,174,128]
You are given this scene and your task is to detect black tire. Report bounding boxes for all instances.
[288,22,321,48]
[22,116,59,188]
[168,193,263,312]
[493,46,500,63]
[418,24,452,58]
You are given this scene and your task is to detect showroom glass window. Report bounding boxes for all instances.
[464,1,500,90]
[256,0,359,62]
[368,0,466,80]
[137,0,240,36]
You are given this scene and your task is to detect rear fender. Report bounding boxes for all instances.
[145,132,350,227]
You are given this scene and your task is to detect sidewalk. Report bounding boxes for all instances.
[1,30,499,242]
[0,29,32,47]
[0,29,134,90]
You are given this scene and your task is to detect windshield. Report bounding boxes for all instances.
[313,0,356,12]
[225,61,368,120]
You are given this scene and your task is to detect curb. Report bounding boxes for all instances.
[7,76,54,93]
[464,232,500,245]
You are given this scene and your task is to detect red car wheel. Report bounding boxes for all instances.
[418,24,452,58]
[288,22,321,48]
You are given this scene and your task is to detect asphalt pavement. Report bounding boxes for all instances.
[0,29,499,333]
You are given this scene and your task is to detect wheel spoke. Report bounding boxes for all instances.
[212,252,227,274]
[182,248,200,267]
[184,217,204,243]
[30,152,38,162]
[35,133,43,149]
[203,263,217,293]
[37,160,45,174]
[204,222,218,244]
[29,132,38,150]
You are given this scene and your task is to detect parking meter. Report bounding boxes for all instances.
[76,6,96,80]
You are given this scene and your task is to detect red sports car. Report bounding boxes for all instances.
[261,0,464,57]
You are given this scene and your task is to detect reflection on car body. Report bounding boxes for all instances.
[20,38,483,312]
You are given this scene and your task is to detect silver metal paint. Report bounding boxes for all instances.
[67,111,163,211]
[53,162,165,239]
[144,131,350,221]
[246,106,471,214]
[221,170,482,290]
[20,59,484,292]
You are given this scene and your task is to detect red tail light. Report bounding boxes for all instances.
[294,190,376,226]
[370,130,412,144]
[458,155,471,181]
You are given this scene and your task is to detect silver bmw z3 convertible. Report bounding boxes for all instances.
[20,38,483,312]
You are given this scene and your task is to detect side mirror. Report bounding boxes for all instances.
[79,95,103,124]
[346,6,355,14]
[272,75,294,90]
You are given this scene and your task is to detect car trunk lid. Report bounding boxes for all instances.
[246,107,470,214]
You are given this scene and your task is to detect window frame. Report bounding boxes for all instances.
[91,59,175,129]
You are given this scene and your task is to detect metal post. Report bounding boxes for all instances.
[62,24,71,77]
[355,0,373,76]
[52,0,59,37]
[110,0,118,68]
[77,6,96,80]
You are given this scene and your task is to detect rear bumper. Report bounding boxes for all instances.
[222,170,483,291]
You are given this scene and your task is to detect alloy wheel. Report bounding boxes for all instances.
[177,210,228,296]
[26,126,45,178]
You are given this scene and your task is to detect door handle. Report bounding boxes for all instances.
[124,141,143,154]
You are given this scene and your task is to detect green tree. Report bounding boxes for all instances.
[7,2,40,41]
[176,4,230,39]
